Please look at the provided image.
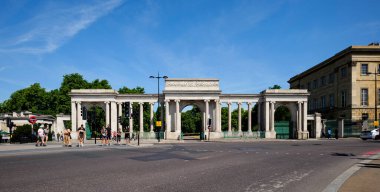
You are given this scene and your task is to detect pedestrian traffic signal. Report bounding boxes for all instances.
[124,102,130,118]
[82,107,87,120]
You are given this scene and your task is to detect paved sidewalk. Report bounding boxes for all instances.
[338,152,380,192]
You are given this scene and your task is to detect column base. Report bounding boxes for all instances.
[265,131,276,139]
[298,131,309,140]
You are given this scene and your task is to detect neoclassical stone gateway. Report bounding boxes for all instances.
[70,78,312,140]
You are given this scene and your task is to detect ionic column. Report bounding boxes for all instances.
[238,102,242,133]
[270,102,275,131]
[129,102,133,135]
[118,102,122,130]
[218,101,222,132]
[303,101,308,132]
[111,101,117,132]
[228,102,232,133]
[76,101,82,131]
[215,100,221,132]
[71,101,77,131]
[139,102,144,133]
[165,100,170,134]
[205,99,210,131]
[150,102,154,133]
[257,102,261,131]
[265,101,270,132]
[175,100,180,133]
[298,102,302,132]
[248,102,252,133]
[105,101,110,127]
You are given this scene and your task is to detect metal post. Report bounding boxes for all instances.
[376,69,378,126]
[150,73,168,142]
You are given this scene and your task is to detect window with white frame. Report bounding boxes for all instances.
[361,88,368,106]
[361,64,368,75]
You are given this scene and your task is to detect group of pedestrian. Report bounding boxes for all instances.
[35,126,49,147]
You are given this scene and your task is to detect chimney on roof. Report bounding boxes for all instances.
[368,42,380,46]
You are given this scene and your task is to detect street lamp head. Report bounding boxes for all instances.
[163,76,168,79]
[149,76,155,78]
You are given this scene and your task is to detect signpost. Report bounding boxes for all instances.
[29,115,37,142]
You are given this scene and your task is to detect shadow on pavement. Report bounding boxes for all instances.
[358,163,380,168]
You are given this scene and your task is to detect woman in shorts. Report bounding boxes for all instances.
[101,126,107,146]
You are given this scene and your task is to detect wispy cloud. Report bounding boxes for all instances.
[0,0,123,54]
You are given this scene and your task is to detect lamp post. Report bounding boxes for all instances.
[367,68,379,128]
[149,73,168,142]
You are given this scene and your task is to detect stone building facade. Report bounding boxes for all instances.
[288,43,380,121]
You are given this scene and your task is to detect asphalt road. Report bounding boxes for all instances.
[0,139,379,192]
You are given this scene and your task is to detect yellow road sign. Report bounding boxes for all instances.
[374,121,379,127]
[156,121,162,127]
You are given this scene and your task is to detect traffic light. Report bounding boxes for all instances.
[80,107,83,117]
[124,102,130,118]
[82,107,87,120]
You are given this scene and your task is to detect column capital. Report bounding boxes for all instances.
[117,102,123,105]
[214,99,220,103]
[227,102,232,105]
[76,101,81,104]
[237,102,242,105]
[175,99,180,103]
[164,99,170,103]
[247,102,252,106]
[104,101,110,104]
[149,102,154,105]
[204,99,210,103]
[139,102,144,105]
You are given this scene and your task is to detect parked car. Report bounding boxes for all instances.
[372,128,379,140]
[360,130,373,140]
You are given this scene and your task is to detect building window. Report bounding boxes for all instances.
[341,67,347,78]
[361,64,368,75]
[300,84,305,89]
[320,76,326,86]
[341,90,347,107]
[313,79,318,89]
[361,88,368,106]
[329,94,334,108]
[328,73,335,84]
[321,95,326,109]
[307,82,311,90]
[313,98,318,109]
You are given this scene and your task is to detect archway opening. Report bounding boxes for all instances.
[86,105,106,140]
[181,105,202,140]
[274,106,293,139]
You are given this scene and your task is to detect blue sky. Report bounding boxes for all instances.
[1,0,380,102]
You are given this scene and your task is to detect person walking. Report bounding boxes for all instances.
[101,126,107,146]
[106,125,111,146]
[63,129,72,147]
[327,127,332,139]
[116,129,121,145]
[43,127,49,146]
[36,126,46,147]
[125,128,130,145]
[77,124,85,147]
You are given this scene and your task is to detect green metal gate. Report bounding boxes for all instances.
[275,121,290,139]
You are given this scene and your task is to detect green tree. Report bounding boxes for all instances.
[269,85,281,89]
